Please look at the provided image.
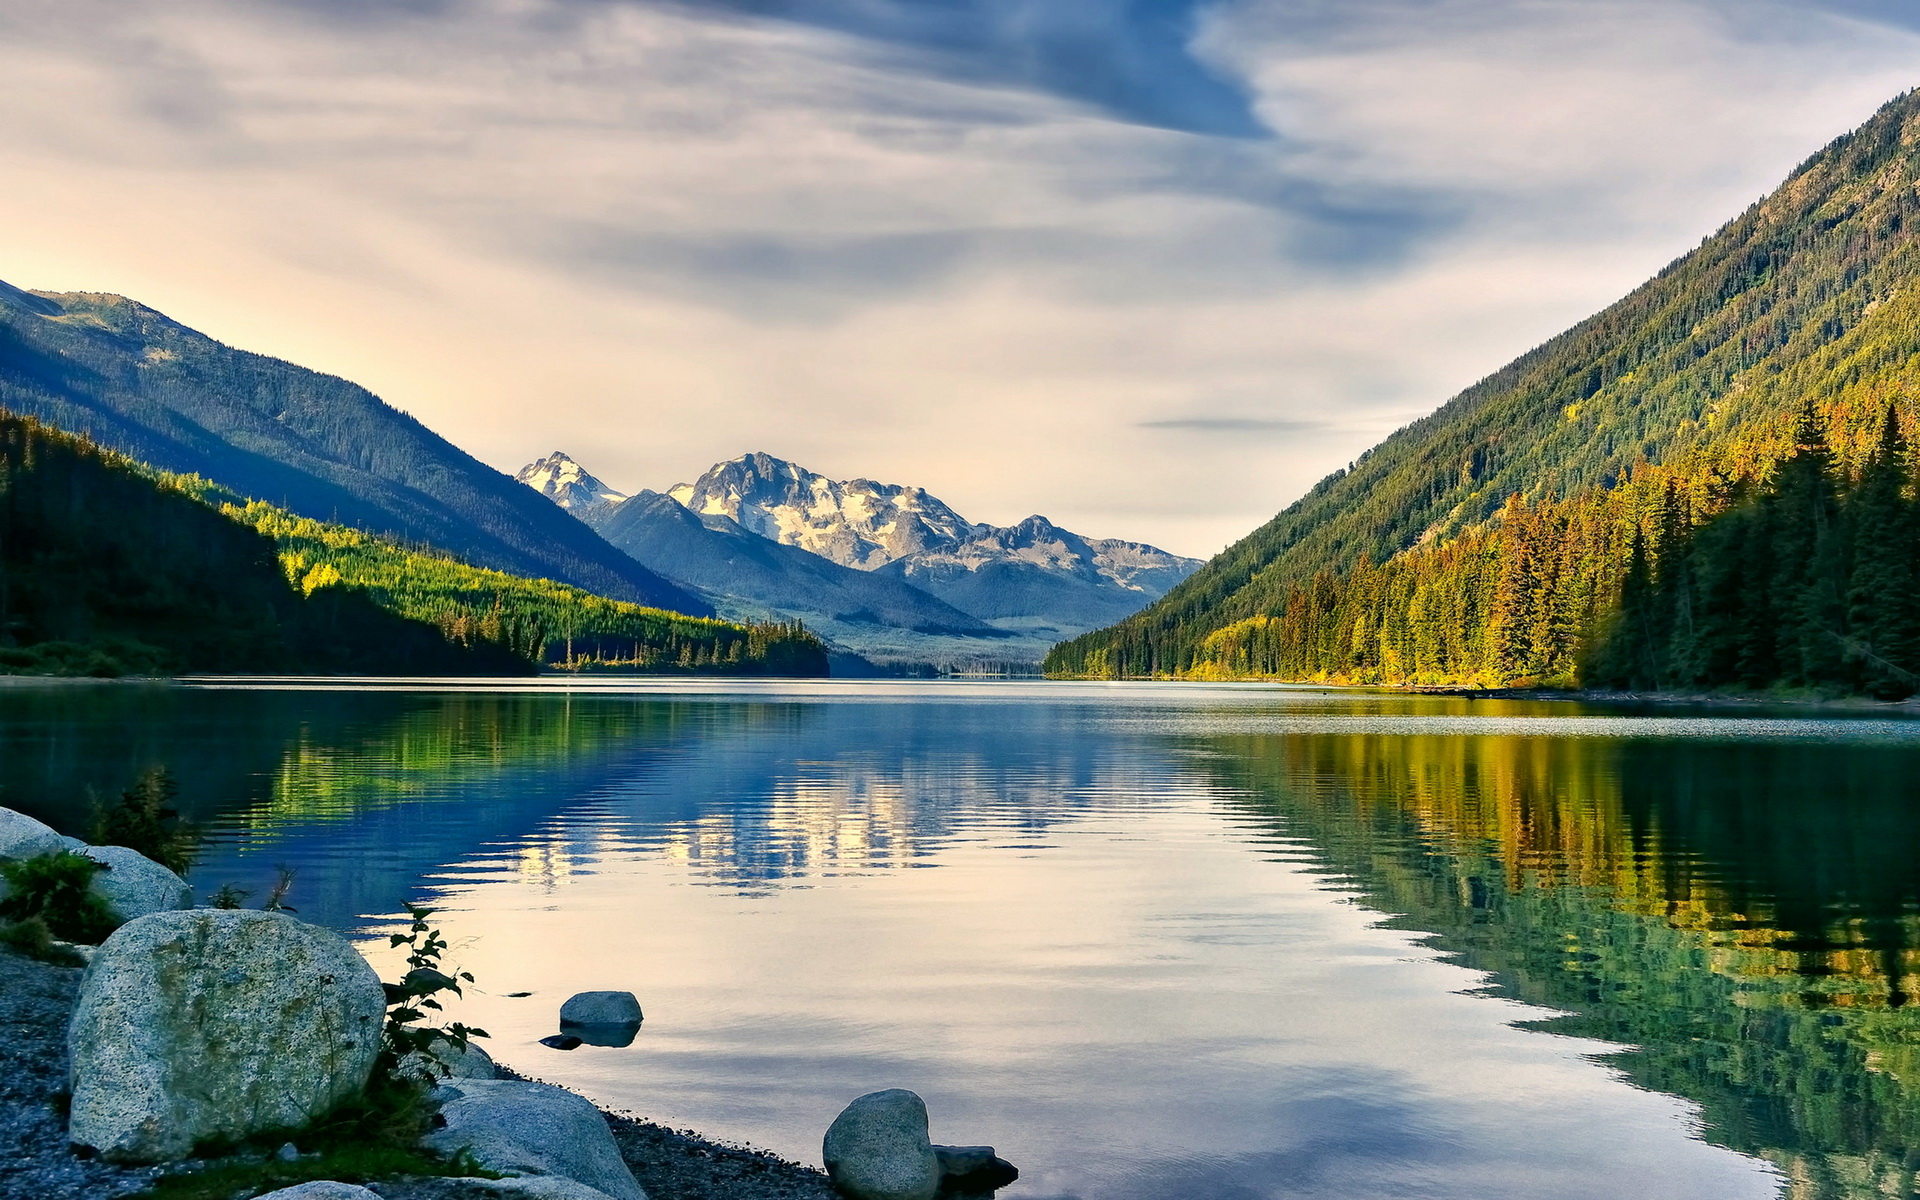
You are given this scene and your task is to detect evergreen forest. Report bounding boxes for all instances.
[1050,88,1920,695]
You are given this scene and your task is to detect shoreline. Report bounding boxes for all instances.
[0,945,835,1200]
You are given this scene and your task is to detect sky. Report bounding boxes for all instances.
[1,1,1918,557]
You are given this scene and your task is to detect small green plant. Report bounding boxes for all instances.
[207,883,251,910]
[380,903,489,1081]
[0,851,116,944]
[92,767,198,874]
[0,915,87,966]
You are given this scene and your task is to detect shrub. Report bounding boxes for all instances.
[0,915,88,966]
[91,767,198,875]
[0,852,117,944]
[379,903,489,1083]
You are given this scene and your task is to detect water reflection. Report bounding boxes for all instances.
[3,680,1917,1198]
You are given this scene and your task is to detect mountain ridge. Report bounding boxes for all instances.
[1052,86,1920,678]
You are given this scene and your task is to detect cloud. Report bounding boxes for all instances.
[0,0,1916,558]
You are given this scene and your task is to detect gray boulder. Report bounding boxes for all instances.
[67,909,386,1162]
[78,845,192,922]
[398,1037,497,1083]
[468,1179,623,1200]
[254,1185,382,1200]
[559,991,642,1026]
[423,1078,647,1200]
[0,806,68,861]
[822,1089,941,1200]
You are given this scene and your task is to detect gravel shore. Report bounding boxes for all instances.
[0,946,836,1200]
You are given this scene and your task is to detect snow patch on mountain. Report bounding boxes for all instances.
[516,451,626,512]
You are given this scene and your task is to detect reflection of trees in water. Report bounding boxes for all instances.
[1203,732,1920,1200]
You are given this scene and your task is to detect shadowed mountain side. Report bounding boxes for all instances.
[0,283,711,616]
[587,491,1000,636]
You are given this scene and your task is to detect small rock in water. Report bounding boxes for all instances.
[275,1141,302,1163]
[822,1089,942,1200]
[540,1033,584,1050]
[559,990,643,1026]
[933,1144,1019,1192]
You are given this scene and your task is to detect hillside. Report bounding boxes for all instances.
[0,410,523,676]
[1052,87,1920,680]
[0,281,710,616]
[225,498,829,676]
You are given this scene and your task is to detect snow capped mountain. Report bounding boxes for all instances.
[668,452,975,569]
[515,451,626,512]
[518,448,1203,664]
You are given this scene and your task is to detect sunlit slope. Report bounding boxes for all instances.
[1052,88,1920,677]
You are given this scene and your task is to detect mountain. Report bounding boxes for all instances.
[664,452,1202,635]
[516,451,627,514]
[0,281,710,617]
[1051,87,1920,681]
[583,489,1004,649]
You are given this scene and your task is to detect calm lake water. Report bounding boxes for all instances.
[6,678,1920,1200]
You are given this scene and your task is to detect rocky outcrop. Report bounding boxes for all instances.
[75,845,191,923]
[67,909,386,1162]
[821,1090,941,1200]
[423,1078,647,1200]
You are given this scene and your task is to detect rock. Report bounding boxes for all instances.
[77,844,192,923]
[0,807,68,861]
[466,1178,623,1200]
[561,1022,638,1049]
[822,1089,941,1200]
[59,835,87,852]
[559,991,642,1026]
[399,1037,497,1082]
[275,1141,302,1162]
[67,909,386,1163]
[253,1184,381,1200]
[539,1034,583,1050]
[933,1145,1019,1190]
[423,1078,647,1200]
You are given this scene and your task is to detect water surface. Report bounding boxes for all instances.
[6,679,1918,1200]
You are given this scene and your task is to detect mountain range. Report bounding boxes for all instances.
[518,450,1201,664]
[1052,87,1920,683]
[0,282,708,617]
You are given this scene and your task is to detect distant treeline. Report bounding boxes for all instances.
[223,501,829,676]
[0,410,523,676]
[0,409,828,677]
[1049,402,1920,698]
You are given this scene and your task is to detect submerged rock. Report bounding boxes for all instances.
[559,990,643,1026]
[67,909,386,1162]
[423,1077,648,1200]
[77,844,192,923]
[933,1145,1019,1191]
[539,1034,583,1050]
[822,1089,941,1200]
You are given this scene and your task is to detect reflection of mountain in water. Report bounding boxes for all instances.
[1199,732,1920,1200]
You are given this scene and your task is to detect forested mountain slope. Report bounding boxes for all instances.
[0,281,709,616]
[0,410,522,675]
[1052,87,1920,678]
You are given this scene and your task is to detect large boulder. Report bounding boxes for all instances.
[423,1078,647,1200]
[78,845,192,923]
[822,1089,941,1200]
[0,806,68,861]
[398,1037,498,1083]
[254,1185,382,1200]
[67,909,386,1162]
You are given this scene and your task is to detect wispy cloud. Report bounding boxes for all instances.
[0,0,1914,555]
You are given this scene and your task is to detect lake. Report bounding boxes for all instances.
[5,677,1918,1200]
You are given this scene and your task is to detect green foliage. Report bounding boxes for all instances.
[0,851,116,944]
[206,883,250,910]
[380,903,488,1083]
[0,915,86,966]
[226,500,829,675]
[0,411,527,676]
[1053,87,1920,680]
[91,767,198,875]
